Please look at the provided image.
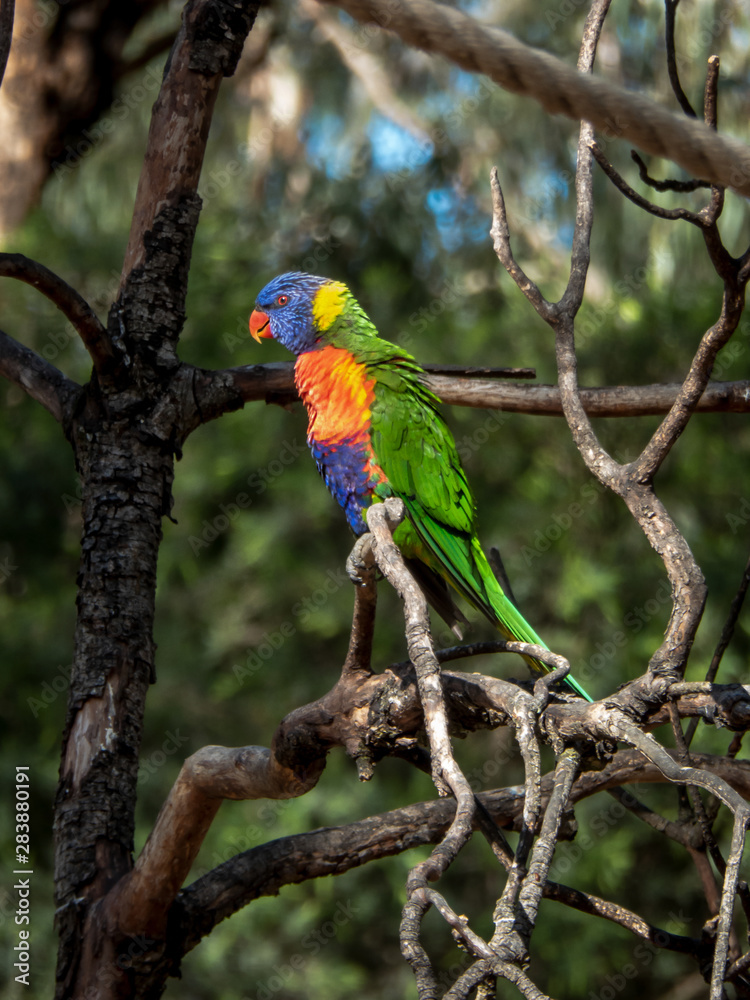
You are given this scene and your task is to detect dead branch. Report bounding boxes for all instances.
[108,745,323,937]
[591,143,704,224]
[366,499,478,995]
[342,536,378,676]
[168,743,745,967]
[513,748,581,945]
[664,0,696,118]
[704,55,720,131]
[121,2,258,278]
[200,360,750,423]
[631,150,711,193]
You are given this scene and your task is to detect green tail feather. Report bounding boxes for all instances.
[475,544,593,702]
[395,505,593,701]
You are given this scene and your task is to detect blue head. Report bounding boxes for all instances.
[250,272,342,355]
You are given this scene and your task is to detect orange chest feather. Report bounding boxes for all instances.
[295,346,376,443]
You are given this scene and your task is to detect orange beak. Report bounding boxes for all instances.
[249,309,272,343]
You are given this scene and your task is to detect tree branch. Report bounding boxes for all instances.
[0,328,80,422]
[199,362,750,421]
[664,0,697,118]
[107,745,323,937]
[121,1,260,278]
[366,499,478,994]
[168,745,748,963]
[630,150,710,193]
[0,253,114,371]
[591,144,704,224]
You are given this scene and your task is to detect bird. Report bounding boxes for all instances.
[249,272,592,701]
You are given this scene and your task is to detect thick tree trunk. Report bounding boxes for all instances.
[43,0,259,987]
[54,406,174,997]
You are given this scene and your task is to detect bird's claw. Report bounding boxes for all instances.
[346,534,376,585]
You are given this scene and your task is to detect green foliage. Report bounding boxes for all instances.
[2,0,750,996]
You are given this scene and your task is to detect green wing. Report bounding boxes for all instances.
[364,352,592,702]
[366,356,512,621]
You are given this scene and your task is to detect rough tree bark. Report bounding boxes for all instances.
[18,2,262,996]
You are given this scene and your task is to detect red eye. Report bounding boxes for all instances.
[277,294,288,306]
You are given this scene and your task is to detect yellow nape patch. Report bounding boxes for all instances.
[312,282,347,331]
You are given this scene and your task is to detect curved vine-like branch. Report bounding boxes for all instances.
[0,253,113,371]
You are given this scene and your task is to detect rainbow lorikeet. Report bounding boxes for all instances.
[249,272,591,701]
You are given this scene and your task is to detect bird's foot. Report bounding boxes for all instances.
[346,533,377,585]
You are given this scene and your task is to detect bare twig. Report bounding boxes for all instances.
[630,150,711,193]
[592,144,704,224]
[415,887,496,960]
[606,786,703,849]
[343,535,377,675]
[603,714,750,998]
[665,0,697,117]
[543,879,704,956]
[712,818,749,997]
[704,55,720,130]
[513,748,581,945]
[489,169,555,322]
[634,288,745,485]
[512,692,544,866]
[366,499,478,993]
